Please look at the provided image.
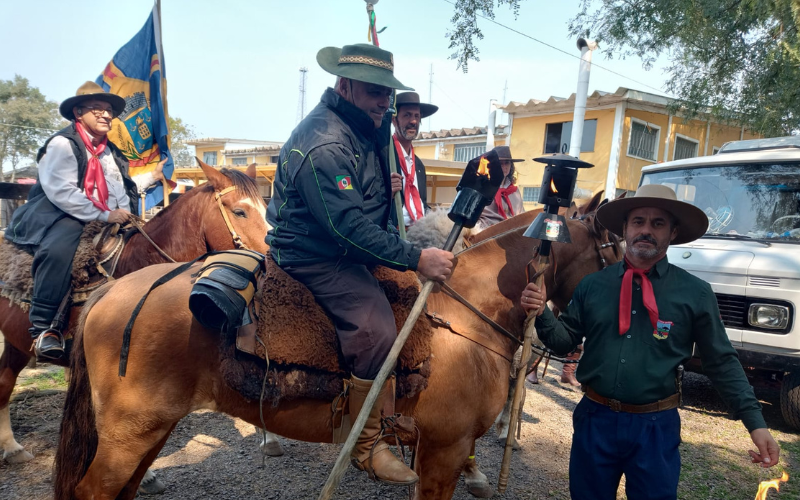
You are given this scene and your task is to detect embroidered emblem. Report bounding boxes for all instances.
[336,175,353,190]
[654,319,673,340]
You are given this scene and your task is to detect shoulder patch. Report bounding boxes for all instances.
[336,175,353,190]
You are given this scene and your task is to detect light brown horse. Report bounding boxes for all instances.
[54,209,621,500]
[0,160,268,467]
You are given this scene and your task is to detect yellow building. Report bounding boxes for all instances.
[498,87,758,209]
[180,138,284,201]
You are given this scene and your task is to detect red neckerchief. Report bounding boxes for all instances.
[74,122,110,212]
[619,257,659,335]
[393,135,424,221]
[494,183,518,219]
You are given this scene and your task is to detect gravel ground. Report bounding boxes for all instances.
[2,362,798,500]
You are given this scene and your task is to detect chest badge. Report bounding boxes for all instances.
[654,320,673,340]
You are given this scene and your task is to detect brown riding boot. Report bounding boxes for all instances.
[348,375,419,486]
[560,349,582,387]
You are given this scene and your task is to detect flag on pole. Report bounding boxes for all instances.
[96,5,172,211]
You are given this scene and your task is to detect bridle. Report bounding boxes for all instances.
[214,185,250,250]
[123,185,251,269]
[428,211,622,364]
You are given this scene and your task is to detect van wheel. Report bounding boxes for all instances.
[780,371,800,430]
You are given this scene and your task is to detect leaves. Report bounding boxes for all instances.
[447,0,521,72]
[167,116,196,167]
[447,0,800,135]
[568,0,800,136]
[0,75,64,181]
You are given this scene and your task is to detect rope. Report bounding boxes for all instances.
[129,216,176,263]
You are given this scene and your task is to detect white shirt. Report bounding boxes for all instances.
[395,140,422,227]
[38,135,133,222]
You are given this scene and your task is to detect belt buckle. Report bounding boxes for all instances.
[607,398,622,412]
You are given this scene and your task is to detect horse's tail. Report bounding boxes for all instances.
[54,281,116,500]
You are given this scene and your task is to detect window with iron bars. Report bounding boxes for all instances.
[522,186,540,203]
[627,120,660,161]
[232,157,248,166]
[453,143,486,163]
[673,136,699,160]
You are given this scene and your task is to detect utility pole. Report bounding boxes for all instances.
[428,63,434,132]
[502,79,508,105]
[296,67,308,125]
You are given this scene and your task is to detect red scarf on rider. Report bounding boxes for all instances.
[75,121,110,212]
[494,184,518,219]
[619,257,659,335]
[393,135,424,222]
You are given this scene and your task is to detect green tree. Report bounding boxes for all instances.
[0,75,64,181]
[448,0,800,136]
[168,116,196,167]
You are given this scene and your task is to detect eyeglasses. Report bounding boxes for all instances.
[80,106,116,118]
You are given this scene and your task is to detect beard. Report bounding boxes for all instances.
[627,234,667,260]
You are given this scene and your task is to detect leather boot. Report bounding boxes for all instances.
[560,349,582,387]
[348,375,419,485]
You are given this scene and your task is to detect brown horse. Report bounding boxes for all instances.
[0,160,268,466]
[53,209,621,500]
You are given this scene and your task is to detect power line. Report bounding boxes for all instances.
[433,81,480,124]
[441,0,672,97]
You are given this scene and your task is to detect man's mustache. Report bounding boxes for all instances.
[633,235,657,245]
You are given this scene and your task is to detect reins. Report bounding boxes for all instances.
[428,211,621,365]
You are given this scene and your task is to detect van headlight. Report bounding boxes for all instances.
[748,304,790,330]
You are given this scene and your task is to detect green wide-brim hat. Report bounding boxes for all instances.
[317,44,413,91]
[59,81,126,120]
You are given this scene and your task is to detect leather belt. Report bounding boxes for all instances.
[583,386,680,413]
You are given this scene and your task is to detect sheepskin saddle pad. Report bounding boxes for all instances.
[219,256,434,404]
[0,221,120,310]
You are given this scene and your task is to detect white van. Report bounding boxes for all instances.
[640,136,800,429]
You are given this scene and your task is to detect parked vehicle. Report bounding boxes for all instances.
[640,136,800,429]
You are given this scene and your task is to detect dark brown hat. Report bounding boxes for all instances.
[59,81,126,120]
[395,92,438,118]
[491,145,524,163]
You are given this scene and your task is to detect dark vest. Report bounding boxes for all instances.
[5,123,138,247]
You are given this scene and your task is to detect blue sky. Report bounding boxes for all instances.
[0,0,672,143]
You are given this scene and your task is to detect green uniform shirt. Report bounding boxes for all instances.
[536,256,766,432]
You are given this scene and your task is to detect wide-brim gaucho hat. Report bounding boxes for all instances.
[317,43,413,91]
[395,91,438,118]
[596,184,709,245]
[491,145,524,163]
[59,81,126,121]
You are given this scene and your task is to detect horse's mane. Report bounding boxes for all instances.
[145,168,263,223]
[218,168,264,207]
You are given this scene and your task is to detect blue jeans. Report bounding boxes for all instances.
[569,396,681,500]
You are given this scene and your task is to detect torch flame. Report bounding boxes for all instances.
[550,178,559,193]
[755,471,789,500]
[477,157,490,176]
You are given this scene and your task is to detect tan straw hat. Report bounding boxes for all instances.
[59,81,126,121]
[596,184,709,245]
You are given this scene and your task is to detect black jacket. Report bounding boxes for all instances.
[389,144,428,227]
[266,89,421,271]
[5,123,138,247]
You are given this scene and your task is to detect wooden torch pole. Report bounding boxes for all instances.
[497,252,549,493]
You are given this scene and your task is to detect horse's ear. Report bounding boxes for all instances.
[195,156,231,189]
[579,190,605,214]
[616,191,628,199]
[245,163,257,179]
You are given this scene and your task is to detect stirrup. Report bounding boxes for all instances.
[34,329,65,360]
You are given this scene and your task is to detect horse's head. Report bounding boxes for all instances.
[546,191,623,311]
[194,159,270,253]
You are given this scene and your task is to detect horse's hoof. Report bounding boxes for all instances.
[138,471,166,495]
[465,476,494,498]
[4,448,34,464]
[495,436,521,450]
[260,440,285,457]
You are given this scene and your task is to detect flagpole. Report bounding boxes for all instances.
[365,1,406,240]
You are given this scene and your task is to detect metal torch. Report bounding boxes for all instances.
[497,153,594,493]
